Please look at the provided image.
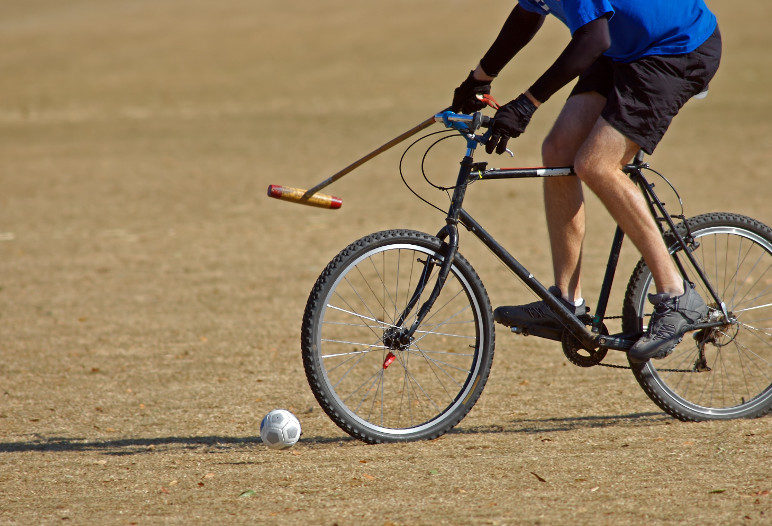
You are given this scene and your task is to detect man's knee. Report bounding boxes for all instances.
[541,131,577,167]
[573,148,606,190]
[572,149,594,179]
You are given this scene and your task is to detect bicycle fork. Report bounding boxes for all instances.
[388,155,475,344]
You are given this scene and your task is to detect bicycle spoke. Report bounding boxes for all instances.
[366,366,384,423]
[718,348,734,407]
[353,264,395,325]
[403,348,470,374]
[735,283,772,311]
[345,275,390,332]
[405,253,416,317]
[415,345,455,403]
[720,331,770,379]
[733,266,770,311]
[323,320,387,329]
[395,249,401,323]
[734,337,753,402]
[723,233,729,295]
[326,303,398,328]
[723,236,754,300]
[332,349,372,390]
[739,323,772,338]
[403,348,474,357]
[392,352,442,413]
[411,305,473,346]
[367,255,399,321]
[320,341,388,355]
[330,293,382,339]
[734,302,772,314]
[357,368,384,415]
[730,250,766,308]
[413,329,476,339]
[737,329,772,361]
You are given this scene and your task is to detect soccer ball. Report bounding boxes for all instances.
[260,409,301,449]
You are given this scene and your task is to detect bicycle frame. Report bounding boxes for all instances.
[395,111,730,353]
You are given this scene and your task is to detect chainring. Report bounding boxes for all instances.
[561,323,608,367]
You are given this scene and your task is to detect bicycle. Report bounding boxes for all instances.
[299,110,771,443]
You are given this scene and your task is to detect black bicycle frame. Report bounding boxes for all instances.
[397,148,728,352]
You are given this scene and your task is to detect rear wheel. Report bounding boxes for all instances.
[623,213,772,420]
[302,229,495,443]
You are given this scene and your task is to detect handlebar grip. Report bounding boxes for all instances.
[267,185,342,209]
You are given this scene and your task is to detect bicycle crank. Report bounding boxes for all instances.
[561,324,609,367]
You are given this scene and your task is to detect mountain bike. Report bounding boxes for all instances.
[300,110,771,443]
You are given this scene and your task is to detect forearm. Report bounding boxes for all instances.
[477,5,545,79]
[528,16,611,104]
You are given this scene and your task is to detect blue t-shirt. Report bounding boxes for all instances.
[518,0,717,62]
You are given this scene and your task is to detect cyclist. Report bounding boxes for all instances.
[451,0,721,362]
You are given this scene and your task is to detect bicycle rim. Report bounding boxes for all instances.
[636,224,771,416]
[313,242,485,436]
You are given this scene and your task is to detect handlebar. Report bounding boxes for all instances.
[433,111,491,133]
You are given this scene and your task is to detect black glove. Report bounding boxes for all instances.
[485,94,538,155]
[451,71,491,114]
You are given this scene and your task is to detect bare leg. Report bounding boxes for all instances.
[541,93,606,302]
[574,118,683,295]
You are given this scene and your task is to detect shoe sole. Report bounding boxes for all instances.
[628,335,684,363]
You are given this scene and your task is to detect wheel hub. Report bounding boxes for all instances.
[694,308,739,348]
[383,327,413,350]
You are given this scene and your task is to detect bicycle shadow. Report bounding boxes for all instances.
[0,434,357,456]
[450,411,670,436]
[0,413,667,455]
[0,435,263,455]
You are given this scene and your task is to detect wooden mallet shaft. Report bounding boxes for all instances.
[267,185,342,209]
[266,111,443,210]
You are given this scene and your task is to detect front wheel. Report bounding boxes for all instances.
[623,213,771,420]
[302,229,495,443]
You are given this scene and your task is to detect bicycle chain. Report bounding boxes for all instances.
[586,314,696,372]
[598,361,701,373]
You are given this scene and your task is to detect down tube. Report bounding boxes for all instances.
[457,209,595,347]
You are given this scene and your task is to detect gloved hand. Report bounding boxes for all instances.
[485,93,538,154]
[451,71,492,114]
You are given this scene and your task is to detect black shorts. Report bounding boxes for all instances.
[570,27,722,154]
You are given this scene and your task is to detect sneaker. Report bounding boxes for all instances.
[628,281,708,363]
[493,286,587,329]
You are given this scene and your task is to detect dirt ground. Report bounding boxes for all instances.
[1,1,769,524]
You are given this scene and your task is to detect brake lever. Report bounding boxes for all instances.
[476,93,501,110]
[475,130,514,157]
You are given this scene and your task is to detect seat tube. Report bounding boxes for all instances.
[593,226,625,332]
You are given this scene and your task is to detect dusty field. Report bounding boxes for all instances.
[1,0,769,524]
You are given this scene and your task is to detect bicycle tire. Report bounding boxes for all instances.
[622,212,772,420]
[302,229,495,443]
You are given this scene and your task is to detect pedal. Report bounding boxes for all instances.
[508,324,562,342]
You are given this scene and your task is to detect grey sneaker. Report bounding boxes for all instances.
[628,281,709,363]
[494,286,587,329]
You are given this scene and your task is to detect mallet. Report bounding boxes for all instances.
[267,112,440,209]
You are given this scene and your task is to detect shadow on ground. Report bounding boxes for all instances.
[0,412,668,454]
[450,411,670,436]
[0,435,265,455]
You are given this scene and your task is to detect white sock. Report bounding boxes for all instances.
[561,294,583,306]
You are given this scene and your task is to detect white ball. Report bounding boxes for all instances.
[260,409,301,449]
